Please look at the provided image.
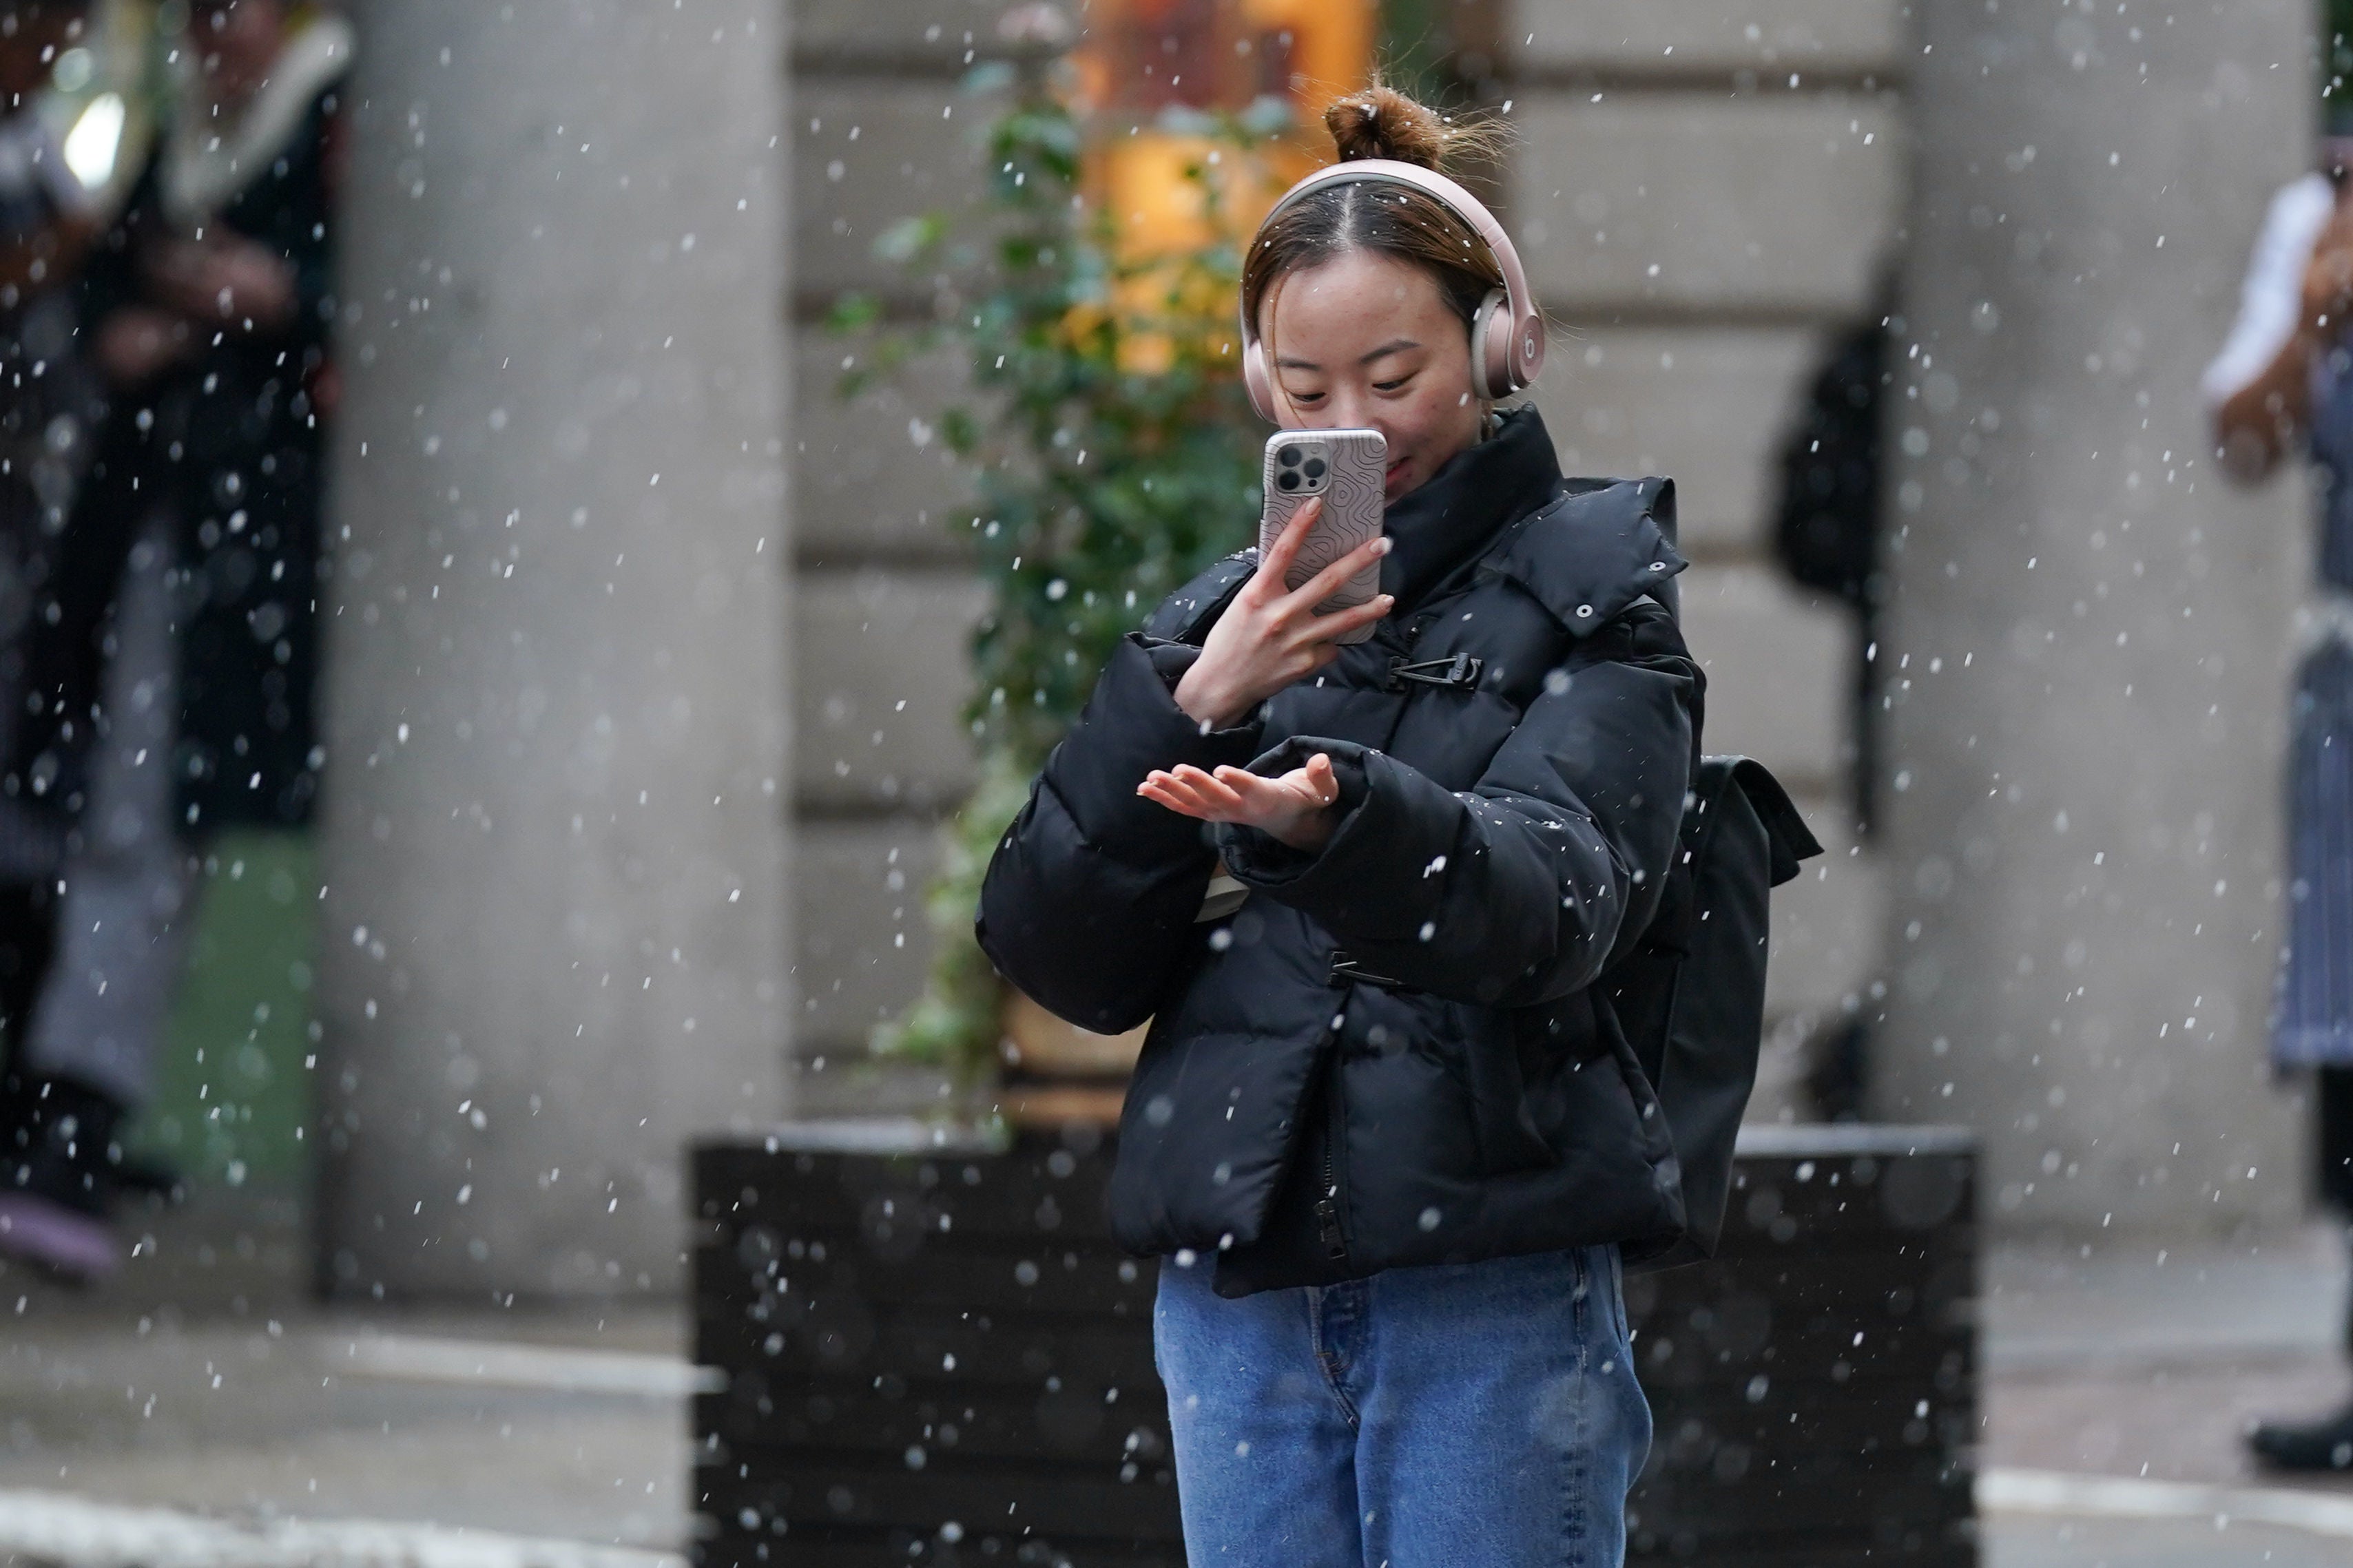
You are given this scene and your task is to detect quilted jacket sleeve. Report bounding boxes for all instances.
[1216,601,1700,1007]
[975,631,1267,1035]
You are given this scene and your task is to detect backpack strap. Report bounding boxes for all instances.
[1141,549,1260,645]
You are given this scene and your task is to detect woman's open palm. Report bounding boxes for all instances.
[1137,752,1341,853]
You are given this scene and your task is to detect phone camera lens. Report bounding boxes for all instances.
[1276,471,1300,491]
[1303,459,1327,480]
[1277,446,1302,468]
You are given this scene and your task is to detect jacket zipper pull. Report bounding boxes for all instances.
[1315,1035,1347,1259]
[1317,1189,1355,1259]
[1317,1142,1355,1259]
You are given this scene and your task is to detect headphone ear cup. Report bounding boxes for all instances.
[1470,288,1515,400]
[1243,337,1277,423]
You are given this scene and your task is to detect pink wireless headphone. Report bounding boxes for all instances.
[1240,157,1546,424]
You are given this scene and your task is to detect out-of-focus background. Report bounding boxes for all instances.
[2,0,2350,1565]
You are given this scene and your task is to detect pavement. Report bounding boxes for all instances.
[1982,1224,2353,1566]
[6,1188,2353,1567]
[0,1190,695,1565]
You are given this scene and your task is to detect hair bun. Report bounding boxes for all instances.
[1325,85,1452,171]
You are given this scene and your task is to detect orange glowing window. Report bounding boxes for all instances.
[1072,0,1376,262]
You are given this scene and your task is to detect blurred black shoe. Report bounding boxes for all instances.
[2248,1403,2353,1472]
[0,1075,126,1284]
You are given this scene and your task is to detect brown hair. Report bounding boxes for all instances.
[1241,85,1509,347]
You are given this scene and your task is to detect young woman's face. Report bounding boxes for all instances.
[1259,248,1487,503]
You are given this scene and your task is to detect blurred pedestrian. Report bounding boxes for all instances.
[2207,126,2353,1470]
[0,0,110,1277]
[1770,293,1894,1121]
[0,0,104,854]
[0,0,107,817]
[0,0,346,1282]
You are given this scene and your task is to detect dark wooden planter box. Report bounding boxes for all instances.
[690,1121,1976,1568]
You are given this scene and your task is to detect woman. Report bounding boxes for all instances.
[979,87,1699,1566]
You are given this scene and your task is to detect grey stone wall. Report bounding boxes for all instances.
[1874,0,2313,1234]
[306,0,2311,1288]
[784,4,1918,1120]
[316,0,793,1296]
[1504,0,1914,1117]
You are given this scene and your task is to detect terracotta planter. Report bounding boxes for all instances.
[998,989,1146,1127]
[999,990,1148,1074]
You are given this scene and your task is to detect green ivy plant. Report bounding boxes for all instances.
[835,60,1286,1082]
[2333,0,2353,121]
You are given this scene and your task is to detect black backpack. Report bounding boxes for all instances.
[1613,755,1823,1272]
[1772,317,1886,609]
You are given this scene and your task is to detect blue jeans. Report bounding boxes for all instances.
[1153,1244,1651,1568]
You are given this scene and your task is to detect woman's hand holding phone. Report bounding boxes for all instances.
[1146,500,1385,850]
[1171,497,1392,732]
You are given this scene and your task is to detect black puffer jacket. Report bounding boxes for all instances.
[978,409,1703,1297]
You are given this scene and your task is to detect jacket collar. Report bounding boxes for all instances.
[1478,472,1688,637]
[1379,406,1566,614]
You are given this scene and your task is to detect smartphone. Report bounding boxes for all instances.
[1258,428,1386,646]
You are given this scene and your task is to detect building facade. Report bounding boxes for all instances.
[311,0,2322,1297]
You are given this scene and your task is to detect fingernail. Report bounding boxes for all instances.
[1371,537,1392,554]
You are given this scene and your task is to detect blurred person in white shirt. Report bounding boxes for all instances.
[2209,127,2353,1472]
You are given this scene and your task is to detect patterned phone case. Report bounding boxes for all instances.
[1258,428,1387,646]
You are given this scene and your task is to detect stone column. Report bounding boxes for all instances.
[1876,0,2311,1233]
[315,0,791,1297]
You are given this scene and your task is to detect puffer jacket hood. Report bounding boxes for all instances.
[979,408,1703,1296]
